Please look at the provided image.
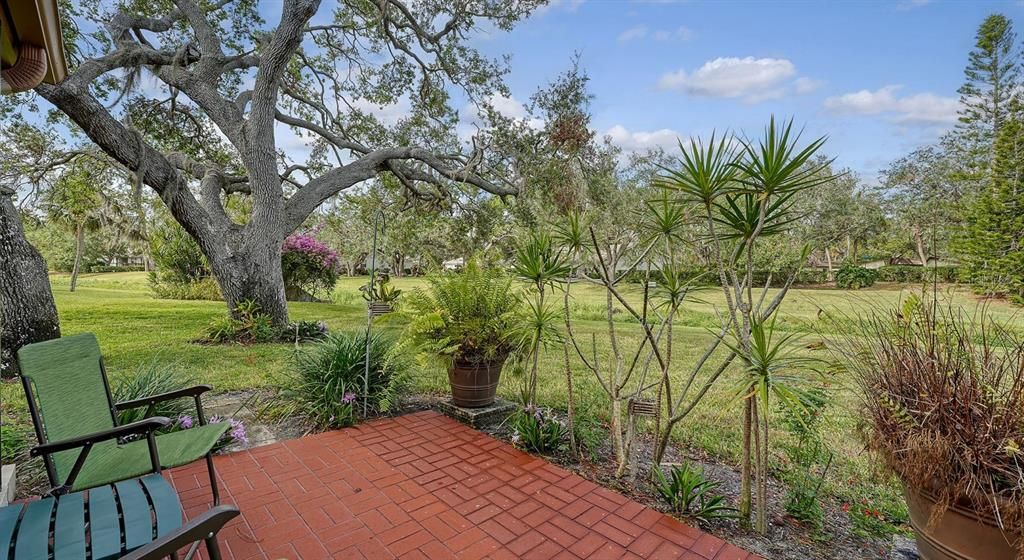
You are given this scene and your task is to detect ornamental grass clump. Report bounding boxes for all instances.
[281,331,410,428]
[829,295,1024,553]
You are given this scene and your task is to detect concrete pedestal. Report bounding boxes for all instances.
[437,398,516,428]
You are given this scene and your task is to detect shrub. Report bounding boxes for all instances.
[509,405,566,454]
[282,231,341,298]
[88,264,146,273]
[653,463,737,522]
[281,331,410,428]
[874,265,960,284]
[402,259,521,364]
[202,300,279,344]
[148,219,221,300]
[112,359,196,425]
[149,219,208,283]
[829,295,1024,548]
[835,263,877,289]
[778,388,833,529]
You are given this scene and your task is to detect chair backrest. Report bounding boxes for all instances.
[16,334,117,483]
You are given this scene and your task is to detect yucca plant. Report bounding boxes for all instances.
[511,232,570,405]
[655,117,830,533]
[552,211,589,458]
[727,314,821,534]
[654,463,738,522]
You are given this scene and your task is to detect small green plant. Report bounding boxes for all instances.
[844,496,903,539]
[653,463,738,522]
[203,300,279,343]
[509,405,566,454]
[113,359,196,425]
[835,263,878,290]
[360,273,402,304]
[778,388,833,530]
[280,331,410,428]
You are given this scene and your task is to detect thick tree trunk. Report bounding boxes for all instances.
[1,190,61,376]
[206,240,290,327]
[824,247,834,282]
[70,223,84,292]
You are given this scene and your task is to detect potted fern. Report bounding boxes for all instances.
[830,296,1024,560]
[402,259,521,407]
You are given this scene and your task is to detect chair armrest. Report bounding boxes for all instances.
[29,417,172,457]
[115,385,213,411]
[120,505,241,560]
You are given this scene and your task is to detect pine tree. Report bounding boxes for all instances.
[959,100,1024,302]
[957,14,1020,145]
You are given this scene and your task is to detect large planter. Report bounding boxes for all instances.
[903,484,1017,560]
[447,356,506,408]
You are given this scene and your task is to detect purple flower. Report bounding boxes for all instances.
[341,392,357,404]
[228,419,248,445]
[282,231,340,272]
[178,414,194,429]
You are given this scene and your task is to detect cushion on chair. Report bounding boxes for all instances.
[16,333,118,483]
[66,422,229,491]
[0,474,182,560]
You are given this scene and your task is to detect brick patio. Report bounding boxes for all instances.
[168,410,759,560]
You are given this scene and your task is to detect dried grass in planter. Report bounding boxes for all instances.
[826,296,1024,555]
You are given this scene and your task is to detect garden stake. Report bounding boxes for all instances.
[363,209,386,417]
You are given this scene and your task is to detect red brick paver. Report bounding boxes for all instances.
[168,410,760,559]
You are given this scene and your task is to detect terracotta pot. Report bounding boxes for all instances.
[447,356,506,407]
[903,484,1017,560]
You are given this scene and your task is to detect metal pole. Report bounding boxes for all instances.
[363,210,384,417]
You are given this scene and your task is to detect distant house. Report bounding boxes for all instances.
[866,256,960,269]
[442,257,465,271]
[106,255,146,267]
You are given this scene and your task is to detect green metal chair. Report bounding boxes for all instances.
[16,333,228,504]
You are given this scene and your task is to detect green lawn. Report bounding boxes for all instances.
[4,271,1021,529]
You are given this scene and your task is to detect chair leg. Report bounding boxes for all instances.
[205,536,224,560]
[205,452,221,506]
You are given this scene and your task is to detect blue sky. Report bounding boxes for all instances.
[463,0,1023,184]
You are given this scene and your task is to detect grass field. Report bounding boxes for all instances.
[3,271,1022,529]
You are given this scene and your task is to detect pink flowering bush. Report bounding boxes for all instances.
[281,229,341,297]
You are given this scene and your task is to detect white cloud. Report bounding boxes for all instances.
[351,97,411,127]
[653,26,694,42]
[658,57,800,102]
[461,94,544,131]
[618,25,648,42]
[603,125,681,154]
[486,94,529,120]
[823,85,958,125]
